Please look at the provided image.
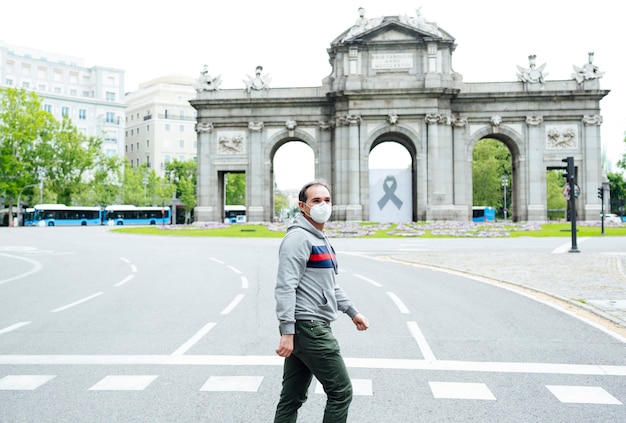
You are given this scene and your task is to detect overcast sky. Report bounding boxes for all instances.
[3,0,624,189]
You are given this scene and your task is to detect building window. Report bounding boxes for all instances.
[22,81,30,89]
[165,124,171,131]
[82,91,90,97]
[146,125,150,132]
[193,140,197,149]
[61,107,69,117]
[179,125,184,132]
[164,139,170,148]
[146,156,150,168]
[105,112,115,123]
[79,109,87,119]
[146,139,150,148]
[43,104,52,113]
[106,91,115,102]
[106,149,116,158]
[131,144,134,152]
[54,87,61,94]
[70,89,77,96]
[5,79,13,86]
[179,110,185,119]
[53,70,62,82]
[179,139,185,148]
[136,142,139,151]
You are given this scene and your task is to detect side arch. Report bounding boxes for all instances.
[466,125,526,222]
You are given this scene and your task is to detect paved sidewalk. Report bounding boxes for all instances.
[387,251,626,339]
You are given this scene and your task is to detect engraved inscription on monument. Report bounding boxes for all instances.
[371,53,413,70]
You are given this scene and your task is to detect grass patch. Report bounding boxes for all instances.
[110,221,626,238]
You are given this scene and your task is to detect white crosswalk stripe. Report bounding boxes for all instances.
[546,385,623,405]
[88,375,158,391]
[0,373,623,407]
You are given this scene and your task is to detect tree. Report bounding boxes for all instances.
[546,170,567,219]
[472,138,512,215]
[0,87,56,223]
[45,116,103,205]
[607,171,626,216]
[225,172,246,205]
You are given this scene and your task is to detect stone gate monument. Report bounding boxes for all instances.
[191,8,608,223]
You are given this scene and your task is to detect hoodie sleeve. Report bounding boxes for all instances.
[275,230,310,335]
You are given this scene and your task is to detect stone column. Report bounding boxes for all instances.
[194,122,215,222]
[451,116,470,218]
[526,115,546,220]
[247,121,265,222]
[346,115,362,221]
[582,114,603,220]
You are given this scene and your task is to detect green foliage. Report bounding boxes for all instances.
[0,87,56,212]
[165,159,196,222]
[546,170,567,219]
[225,172,245,205]
[472,138,511,214]
[607,171,626,215]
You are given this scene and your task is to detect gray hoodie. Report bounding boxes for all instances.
[275,214,359,335]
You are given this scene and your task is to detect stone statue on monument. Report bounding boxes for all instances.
[571,52,605,84]
[243,66,272,92]
[516,54,547,84]
[195,64,222,92]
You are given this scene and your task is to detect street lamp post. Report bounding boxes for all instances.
[501,176,508,221]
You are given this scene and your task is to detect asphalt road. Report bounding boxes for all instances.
[1,227,625,422]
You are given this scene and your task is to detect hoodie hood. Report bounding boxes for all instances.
[287,213,325,239]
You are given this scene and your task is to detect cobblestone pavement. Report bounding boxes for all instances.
[387,251,626,339]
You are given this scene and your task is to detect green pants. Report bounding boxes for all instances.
[274,320,353,423]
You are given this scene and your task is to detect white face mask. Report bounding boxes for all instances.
[307,202,332,224]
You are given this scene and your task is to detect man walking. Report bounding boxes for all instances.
[274,181,369,423]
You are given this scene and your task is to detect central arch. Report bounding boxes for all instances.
[366,131,419,222]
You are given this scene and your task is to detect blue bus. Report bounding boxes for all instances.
[32,204,103,226]
[472,206,496,222]
[224,205,246,223]
[104,205,170,226]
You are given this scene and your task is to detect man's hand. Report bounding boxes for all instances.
[275,334,294,357]
[352,313,369,331]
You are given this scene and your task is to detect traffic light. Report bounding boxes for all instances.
[597,186,604,200]
[561,157,574,183]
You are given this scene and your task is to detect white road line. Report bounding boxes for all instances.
[210,257,225,264]
[120,257,131,263]
[407,321,437,361]
[386,291,410,313]
[1,355,625,377]
[0,322,31,335]
[171,322,217,356]
[353,274,383,287]
[50,292,104,313]
[115,275,134,287]
[0,253,43,285]
[241,276,249,289]
[221,294,245,315]
[227,265,242,274]
[130,264,138,273]
[551,237,589,254]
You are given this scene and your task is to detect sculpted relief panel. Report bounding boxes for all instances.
[545,125,577,149]
[217,131,246,154]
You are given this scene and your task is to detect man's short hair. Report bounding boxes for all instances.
[298,181,331,202]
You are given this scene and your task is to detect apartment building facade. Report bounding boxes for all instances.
[124,76,197,176]
[0,41,126,159]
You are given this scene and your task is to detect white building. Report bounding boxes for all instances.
[0,41,126,159]
[124,76,197,176]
